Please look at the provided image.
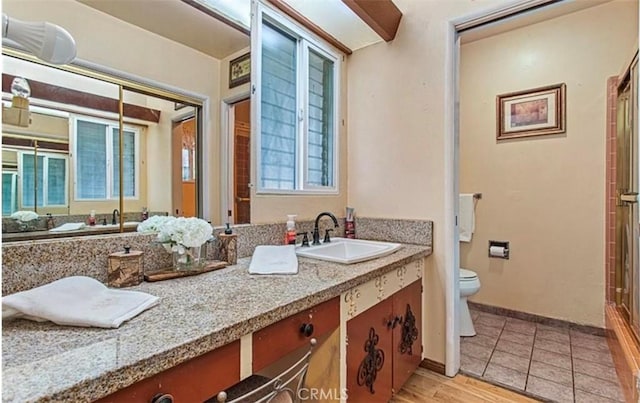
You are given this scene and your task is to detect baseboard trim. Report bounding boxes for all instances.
[420,358,445,375]
[468,301,605,336]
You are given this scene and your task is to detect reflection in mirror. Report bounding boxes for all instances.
[2,54,120,238]
[121,88,200,221]
[1,53,203,242]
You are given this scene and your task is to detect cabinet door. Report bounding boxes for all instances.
[346,297,393,403]
[392,280,422,392]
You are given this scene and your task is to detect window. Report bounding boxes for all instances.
[254,4,339,193]
[2,171,18,215]
[74,117,139,200]
[19,152,68,208]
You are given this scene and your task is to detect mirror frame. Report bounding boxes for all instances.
[2,46,210,240]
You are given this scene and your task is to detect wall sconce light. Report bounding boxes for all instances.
[3,77,31,127]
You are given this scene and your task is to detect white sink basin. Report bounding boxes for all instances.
[295,237,402,264]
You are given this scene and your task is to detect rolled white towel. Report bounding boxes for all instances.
[2,276,159,328]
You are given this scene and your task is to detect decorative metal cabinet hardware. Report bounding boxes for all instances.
[357,328,385,394]
[399,304,418,355]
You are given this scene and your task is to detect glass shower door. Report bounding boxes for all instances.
[617,54,640,339]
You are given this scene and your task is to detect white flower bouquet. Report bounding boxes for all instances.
[138,216,213,269]
[11,210,40,231]
[11,211,39,222]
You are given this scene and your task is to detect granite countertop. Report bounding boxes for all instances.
[2,243,430,402]
[2,225,138,242]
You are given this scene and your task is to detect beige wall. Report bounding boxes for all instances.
[3,0,223,222]
[348,0,512,364]
[459,0,638,327]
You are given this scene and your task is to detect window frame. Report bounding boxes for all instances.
[71,115,140,201]
[16,150,69,209]
[252,1,341,195]
[2,170,18,215]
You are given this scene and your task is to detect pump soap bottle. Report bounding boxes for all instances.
[88,210,96,226]
[285,215,297,244]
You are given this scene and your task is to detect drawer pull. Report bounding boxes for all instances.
[151,393,174,403]
[300,323,314,337]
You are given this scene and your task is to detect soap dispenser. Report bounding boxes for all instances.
[285,215,297,244]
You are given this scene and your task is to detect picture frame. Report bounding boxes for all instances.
[229,52,251,88]
[496,83,566,140]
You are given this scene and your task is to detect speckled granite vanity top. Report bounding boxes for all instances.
[2,243,430,402]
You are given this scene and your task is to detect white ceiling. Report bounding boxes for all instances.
[460,0,614,44]
[77,0,386,58]
[77,0,250,59]
[282,0,382,51]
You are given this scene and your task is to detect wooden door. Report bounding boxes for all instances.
[346,298,393,402]
[233,121,250,224]
[171,117,196,217]
[391,280,422,393]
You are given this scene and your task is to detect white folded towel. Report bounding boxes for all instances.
[49,222,86,232]
[249,245,298,275]
[2,276,159,328]
[459,194,476,243]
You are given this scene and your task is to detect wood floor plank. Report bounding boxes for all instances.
[390,368,541,403]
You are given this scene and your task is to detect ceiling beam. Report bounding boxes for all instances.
[2,74,162,123]
[266,0,353,55]
[342,0,402,42]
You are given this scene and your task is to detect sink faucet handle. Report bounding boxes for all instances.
[323,229,334,243]
[296,232,310,247]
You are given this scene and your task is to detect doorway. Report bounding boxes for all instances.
[172,112,197,217]
[229,98,251,224]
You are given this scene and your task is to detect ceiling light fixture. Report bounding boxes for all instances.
[2,13,77,65]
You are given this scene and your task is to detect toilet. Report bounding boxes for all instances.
[459,268,481,337]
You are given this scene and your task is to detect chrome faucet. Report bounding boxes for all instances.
[112,209,120,225]
[312,212,339,245]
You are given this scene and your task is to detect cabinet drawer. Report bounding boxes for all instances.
[253,297,339,372]
[95,340,240,403]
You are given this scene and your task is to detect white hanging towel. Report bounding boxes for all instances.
[459,194,476,242]
[2,276,159,328]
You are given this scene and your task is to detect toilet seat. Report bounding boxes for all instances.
[460,268,478,281]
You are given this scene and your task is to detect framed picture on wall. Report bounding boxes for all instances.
[496,83,566,140]
[229,53,251,88]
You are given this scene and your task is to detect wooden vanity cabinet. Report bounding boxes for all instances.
[252,297,339,372]
[94,340,240,403]
[346,279,422,402]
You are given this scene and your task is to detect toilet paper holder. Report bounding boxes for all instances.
[488,240,509,259]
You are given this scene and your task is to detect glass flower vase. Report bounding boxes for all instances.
[172,244,205,271]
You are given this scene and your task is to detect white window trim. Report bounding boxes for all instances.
[252,0,341,195]
[17,150,69,209]
[71,115,141,201]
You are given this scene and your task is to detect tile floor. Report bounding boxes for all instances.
[460,309,625,402]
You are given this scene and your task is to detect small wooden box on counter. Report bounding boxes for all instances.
[108,248,143,287]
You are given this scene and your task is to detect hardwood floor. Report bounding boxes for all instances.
[390,368,541,403]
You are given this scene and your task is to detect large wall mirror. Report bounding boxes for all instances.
[2,52,204,242]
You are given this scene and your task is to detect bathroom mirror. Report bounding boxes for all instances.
[1,52,204,242]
